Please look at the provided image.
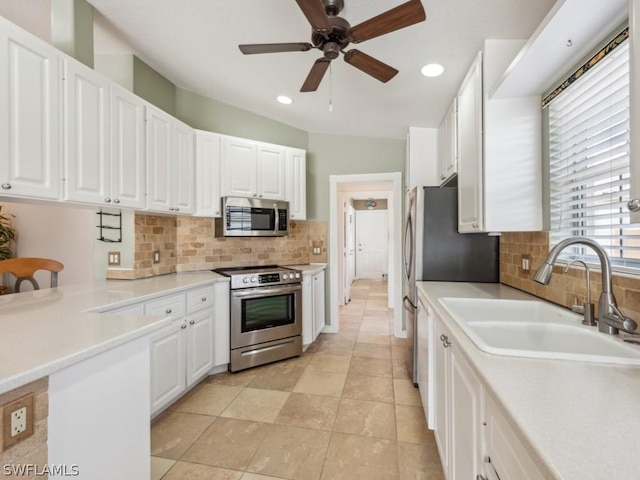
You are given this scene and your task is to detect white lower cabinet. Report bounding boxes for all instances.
[484,395,545,480]
[302,269,325,348]
[109,282,228,417]
[433,308,484,480]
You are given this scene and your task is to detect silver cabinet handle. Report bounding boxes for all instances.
[175,207,180,212]
[443,337,451,348]
[1,183,11,190]
[189,319,195,325]
[113,198,120,204]
[440,334,446,341]
[472,222,479,229]
[201,296,207,302]
[628,198,640,212]
[105,197,111,203]
[169,207,175,211]
[165,308,172,314]
[181,324,187,329]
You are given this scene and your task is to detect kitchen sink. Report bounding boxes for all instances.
[437,298,640,365]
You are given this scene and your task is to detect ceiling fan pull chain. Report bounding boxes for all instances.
[329,62,334,112]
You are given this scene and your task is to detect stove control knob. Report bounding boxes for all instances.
[243,277,249,284]
[250,276,257,283]
[295,273,301,279]
[282,273,289,280]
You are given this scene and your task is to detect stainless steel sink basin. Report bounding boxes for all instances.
[438,298,640,365]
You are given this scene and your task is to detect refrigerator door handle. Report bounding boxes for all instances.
[402,295,417,313]
[403,214,414,284]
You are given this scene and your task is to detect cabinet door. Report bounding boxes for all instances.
[313,271,325,340]
[0,20,61,200]
[286,148,307,220]
[173,119,195,214]
[150,322,186,415]
[450,345,483,480]
[222,137,257,197]
[457,51,484,233]
[438,98,457,185]
[213,282,230,367]
[416,301,430,424]
[433,316,450,477]
[186,309,214,386]
[111,84,146,209]
[302,274,314,346]
[257,143,286,200]
[63,59,110,205]
[146,105,173,212]
[195,131,222,216]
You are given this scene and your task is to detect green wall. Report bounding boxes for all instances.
[175,88,308,150]
[133,57,177,116]
[307,133,406,220]
[51,0,94,68]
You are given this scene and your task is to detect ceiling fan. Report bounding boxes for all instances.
[239,0,426,92]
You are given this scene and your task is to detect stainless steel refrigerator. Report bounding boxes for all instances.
[403,186,499,385]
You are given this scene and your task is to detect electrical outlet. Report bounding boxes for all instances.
[108,251,121,266]
[153,251,161,263]
[11,407,26,436]
[521,254,531,272]
[2,394,34,451]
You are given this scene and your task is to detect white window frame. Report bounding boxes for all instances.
[545,29,640,275]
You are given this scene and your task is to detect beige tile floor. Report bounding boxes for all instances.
[150,279,444,480]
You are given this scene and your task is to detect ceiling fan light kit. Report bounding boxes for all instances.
[239,0,426,92]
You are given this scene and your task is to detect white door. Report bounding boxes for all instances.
[186,309,214,386]
[173,119,195,214]
[150,322,186,415]
[195,130,222,217]
[344,203,356,302]
[222,137,257,197]
[355,209,388,279]
[146,105,173,212]
[257,144,286,200]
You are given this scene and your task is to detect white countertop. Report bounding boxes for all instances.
[0,271,228,395]
[417,281,640,480]
[287,263,327,275]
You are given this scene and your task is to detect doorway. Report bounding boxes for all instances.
[329,172,403,337]
[355,209,388,279]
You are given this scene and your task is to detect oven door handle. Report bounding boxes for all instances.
[231,284,302,298]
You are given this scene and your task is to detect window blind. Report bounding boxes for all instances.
[547,39,640,271]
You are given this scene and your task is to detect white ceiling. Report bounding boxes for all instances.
[2,0,558,139]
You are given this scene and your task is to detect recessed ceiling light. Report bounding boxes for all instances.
[421,63,444,77]
[276,95,293,105]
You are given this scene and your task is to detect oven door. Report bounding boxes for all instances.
[230,283,302,349]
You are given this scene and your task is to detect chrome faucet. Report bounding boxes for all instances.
[533,237,638,335]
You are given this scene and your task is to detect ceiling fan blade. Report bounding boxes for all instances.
[344,50,398,83]
[295,0,332,33]
[301,58,331,92]
[239,43,313,54]
[348,0,426,43]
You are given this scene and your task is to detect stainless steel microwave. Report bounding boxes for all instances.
[216,197,290,237]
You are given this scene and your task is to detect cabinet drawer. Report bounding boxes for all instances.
[186,285,215,314]
[145,293,186,319]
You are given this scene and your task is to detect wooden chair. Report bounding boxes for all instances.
[0,258,64,292]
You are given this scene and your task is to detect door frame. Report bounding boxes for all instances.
[328,172,403,337]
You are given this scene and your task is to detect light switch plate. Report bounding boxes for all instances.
[108,251,121,266]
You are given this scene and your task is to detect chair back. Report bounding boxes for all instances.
[0,258,64,292]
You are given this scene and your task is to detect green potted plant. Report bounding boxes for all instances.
[0,205,16,260]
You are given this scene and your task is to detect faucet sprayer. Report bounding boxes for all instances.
[533,237,638,335]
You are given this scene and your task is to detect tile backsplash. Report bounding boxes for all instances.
[107,214,327,279]
[500,232,640,323]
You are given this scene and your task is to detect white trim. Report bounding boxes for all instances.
[328,172,403,337]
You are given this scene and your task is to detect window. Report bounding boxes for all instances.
[546,30,640,272]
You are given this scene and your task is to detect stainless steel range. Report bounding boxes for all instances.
[214,265,303,372]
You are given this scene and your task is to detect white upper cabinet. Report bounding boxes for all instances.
[221,136,287,201]
[457,52,484,232]
[195,130,222,217]
[146,104,195,214]
[286,148,306,220]
[63,60,146,209]
[63,58,110,205]
[110,84,146,209]
[222,137,258,197]
[437,98,457,186]
[0,18,61,200]
[257,143,286,200]
[457,40,542,233]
